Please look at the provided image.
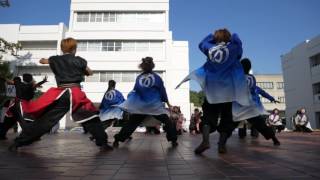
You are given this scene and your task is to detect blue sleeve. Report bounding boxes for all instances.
[256,86,275,102]
[198,34,215,58]
[158,78,168,103]
[99,93,107,110]
[118,91,125,103]
[230,33,243,60]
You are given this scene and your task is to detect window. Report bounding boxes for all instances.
[260,97,272,104]
[277,82,284,89]
[88,41,101,51]
[84,71,163,82]
[77,12,89,22]
[278,96,285,103]
[136,42,149,52]
[256,82,274,89]
[77,40,163,52]
[77,41,88,51]
[89,13,96,22]
[77,11,164,23]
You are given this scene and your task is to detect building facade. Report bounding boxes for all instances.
[255,74,286,116]
[0,0,190,129]
[281,35,320,129]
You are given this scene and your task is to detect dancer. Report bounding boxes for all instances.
[113,57,178,147]
[88,80,127,141]
[8,38,113,151]
[176,28,251,154]
[0,74,47,139]
[233,58,281,145]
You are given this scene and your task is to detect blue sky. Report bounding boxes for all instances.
[1,0,320,91]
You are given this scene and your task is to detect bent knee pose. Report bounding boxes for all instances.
[0,74,48,139]
[177,28,250,154]
[233,58,280,146]
[9,38,112,151]
[113,57,178,147]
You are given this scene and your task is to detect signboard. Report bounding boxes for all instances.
[6,84,16,97]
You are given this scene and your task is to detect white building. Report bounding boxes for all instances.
[281,35,320,129]
[255,74,286,116]
[0,0,190,129]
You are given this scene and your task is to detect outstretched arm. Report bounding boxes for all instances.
[85,66,93,76]
[39,58,49,64]
[256,86,279,103]
[34,75,48,88]
[0,76,14,85]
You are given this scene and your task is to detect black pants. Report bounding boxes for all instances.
[235,116,275,140]
[114,114,177,142]
[238,123,259,138]
[202,100,235,137]
[14,91,108,147]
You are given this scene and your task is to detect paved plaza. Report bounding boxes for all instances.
[0,130,319,180]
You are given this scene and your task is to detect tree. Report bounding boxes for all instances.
[190,90,205,107]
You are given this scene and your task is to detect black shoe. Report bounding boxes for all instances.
[113,140,119,148]
[100,144,113,151]
[171,141,178,147]
[89,136,95,141]
[218,144,227,154]
[8,143,19,152]
[194,142,210,154]
[272,137,281,146]
[128,136,133,141]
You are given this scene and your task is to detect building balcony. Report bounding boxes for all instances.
[311,64,320,76]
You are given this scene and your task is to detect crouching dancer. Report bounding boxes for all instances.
[9,38,113,151]
[113,57,178,147]
[233,58,280,146]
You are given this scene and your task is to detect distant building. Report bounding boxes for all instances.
[281,35,320,129]
[255,74,286,116]
[0,0,190,129]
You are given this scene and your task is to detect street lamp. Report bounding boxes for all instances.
[0,0,9,7]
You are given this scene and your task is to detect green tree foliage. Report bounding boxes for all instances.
[190,90,205,107]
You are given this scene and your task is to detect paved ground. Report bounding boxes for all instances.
[0,130,319,180]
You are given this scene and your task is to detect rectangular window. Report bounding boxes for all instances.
[88,41,101,51]
[90,13,96,22]
[77,41,88,51]
[136,42,149,52]
[86,73,100,82]
[77,12,89,22]
[96,13,103,22]
[277,82,284,89]
[78,40,163,52]
[257,82,274,89]
[278,96,285,103]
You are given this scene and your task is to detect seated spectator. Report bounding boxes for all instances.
[294,108,312,133]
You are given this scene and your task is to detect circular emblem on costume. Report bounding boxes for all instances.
[208,44,229,64]
[105,90,116,100]
[139,74,155,88]
[246,75,255,88]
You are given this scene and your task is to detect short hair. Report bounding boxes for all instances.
[108,80,116,88]
[139,57,155,73]
[60,38,77,54]
[22,73,33,83]
[194,108,199,112]
[214,28,231,43]
[240,58,252,74]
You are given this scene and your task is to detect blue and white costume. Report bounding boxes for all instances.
[233,74,275,121]
[117,72,169,115]
[176,33,250,106]
[99,89,125,122]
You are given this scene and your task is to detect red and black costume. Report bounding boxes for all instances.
[12,54,109,148]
